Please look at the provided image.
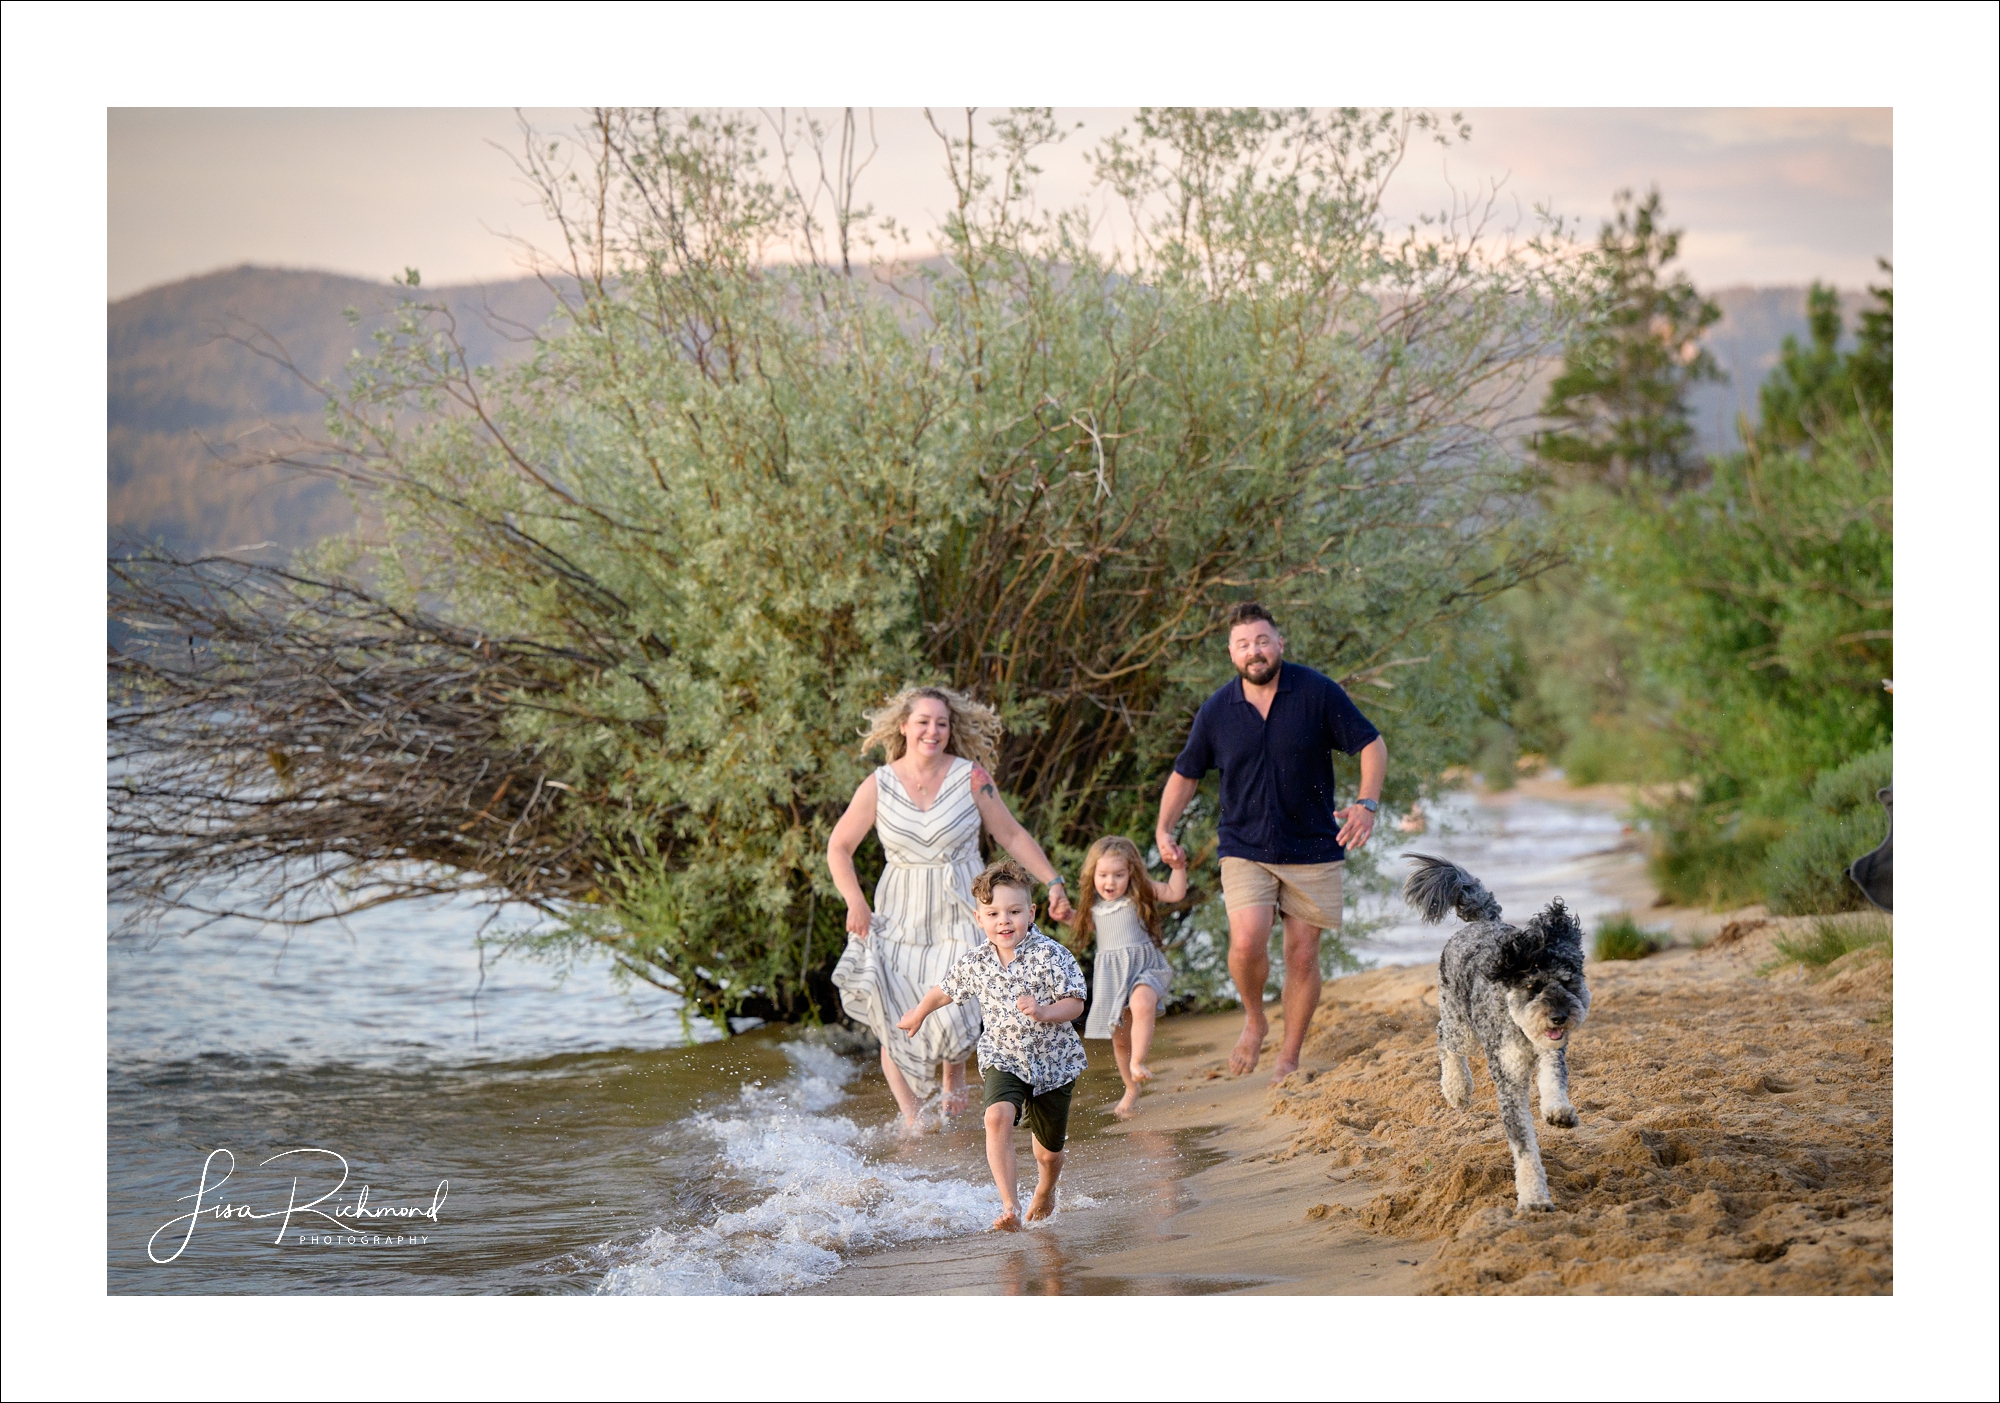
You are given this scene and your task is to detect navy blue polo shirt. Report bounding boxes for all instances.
[1172,662,1381,864]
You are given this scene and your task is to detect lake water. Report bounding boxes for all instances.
[107,785,1635,1295]
[1346,785,1636,964]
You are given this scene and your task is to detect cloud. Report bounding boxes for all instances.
[1379,108,1891,287]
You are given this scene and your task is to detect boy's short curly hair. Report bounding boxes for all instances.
[971,859,1036,906]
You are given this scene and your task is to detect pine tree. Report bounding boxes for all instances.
[1756,262,1893,450]
[1534,188,1723,491]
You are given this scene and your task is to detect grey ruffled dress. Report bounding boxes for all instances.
[1082,896,1173,1038]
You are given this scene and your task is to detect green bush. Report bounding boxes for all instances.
[1475,719,1519,791]
[1806,744,1894,815]
[1593,912,1659,961]
[1772,913,1891,968]
[1764,807,1887,916]
[1558,724,1681,788]
[1509,264,1891,923]
[1761,745,1891,915]
[1645,798,1783,908]
[1498,564,1687,789]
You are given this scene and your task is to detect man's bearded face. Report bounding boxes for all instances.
[1229,622,1284,685]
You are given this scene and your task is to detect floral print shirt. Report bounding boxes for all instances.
[938,927,1089,1095]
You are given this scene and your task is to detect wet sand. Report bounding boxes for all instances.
[801,1011,1429,1295]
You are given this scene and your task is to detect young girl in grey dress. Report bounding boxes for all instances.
[1073,836,1187,1117]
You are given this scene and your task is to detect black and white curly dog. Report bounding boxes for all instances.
[1404,854,1590,1212]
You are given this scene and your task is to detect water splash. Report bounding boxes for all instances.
[598,1042,1024,1295]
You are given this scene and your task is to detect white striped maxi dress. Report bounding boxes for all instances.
[831,756,985,1096]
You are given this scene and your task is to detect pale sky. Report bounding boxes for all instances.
[108,107,1890,301]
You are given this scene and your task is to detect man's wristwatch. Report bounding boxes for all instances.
[1046,877,1066,891]
[1354,798,1379,813]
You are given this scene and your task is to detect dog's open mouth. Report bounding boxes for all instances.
[1545,1028,1567,1040]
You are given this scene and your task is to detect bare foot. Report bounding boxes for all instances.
[1025,1187,1056,1223]
[1111,1091,1139,1119]
[897,1114,926,1139]
[1268,1056,1300,1087]
[1131,1062,1154,1083]
[1228,1018,1267,1076]
[991,1209,1022,1232]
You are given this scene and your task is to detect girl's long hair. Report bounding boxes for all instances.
[858,684,1003,775]
[1071,836,1164,951]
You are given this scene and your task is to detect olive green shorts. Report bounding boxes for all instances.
[982,1069,1076,1152]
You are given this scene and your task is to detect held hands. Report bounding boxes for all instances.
[845,899,874,939]
[1045,885,1074,924]
[1335,804,1376,851]
[1154,829,1187,867]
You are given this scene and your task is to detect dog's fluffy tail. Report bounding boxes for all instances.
[1402,854,1503,924]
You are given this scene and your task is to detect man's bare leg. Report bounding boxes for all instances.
[984,1101,1022,1230]
[940,1059,968,1117]
[1024,1137,1065,1222]
[1269,912,1325,1084]
[1226,904,1277,1074]
[880,1046,926,1130]
[1110,1017,1139,1118]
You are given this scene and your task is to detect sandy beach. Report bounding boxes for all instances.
[1068,781,1893,1295]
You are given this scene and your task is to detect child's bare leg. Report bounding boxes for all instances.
[940,1060,968,1117]
[1110,1017,1140,1118]
[881,1047,925,1130]
[1129,985,1159,1082]
[984,1101,1022,1230]
[1024,1136,1065,1222]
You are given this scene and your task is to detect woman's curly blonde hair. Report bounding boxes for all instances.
[859,683,1003,775]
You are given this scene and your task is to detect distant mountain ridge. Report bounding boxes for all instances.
[1691,285,1876,455]
[109,265,560,556]
[107,266,1869,558]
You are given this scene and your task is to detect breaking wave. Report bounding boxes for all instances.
[597,1041,1026,1294]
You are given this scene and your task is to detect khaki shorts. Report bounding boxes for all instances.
[1219,857,1343,931]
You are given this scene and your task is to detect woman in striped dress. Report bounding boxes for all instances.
[828,686,1075,1129]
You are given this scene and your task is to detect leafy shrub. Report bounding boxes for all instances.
[1559,724,1680,788]
[1807,744,1894,814]
[1645,798,1783,908]
[1763,745,1892,915]
[1605,395,1893,811]
[1764,808,1888,916]
[1593,912,1659,961]
[1475,719,1519,791]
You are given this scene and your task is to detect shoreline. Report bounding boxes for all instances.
[1062,785,1891,1295]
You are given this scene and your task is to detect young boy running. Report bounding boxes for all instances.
[898,859,1088,1231]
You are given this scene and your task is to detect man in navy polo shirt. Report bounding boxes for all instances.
[1156,602,1387,1083]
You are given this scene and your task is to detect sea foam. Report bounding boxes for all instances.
[597,1041,1009,1295]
